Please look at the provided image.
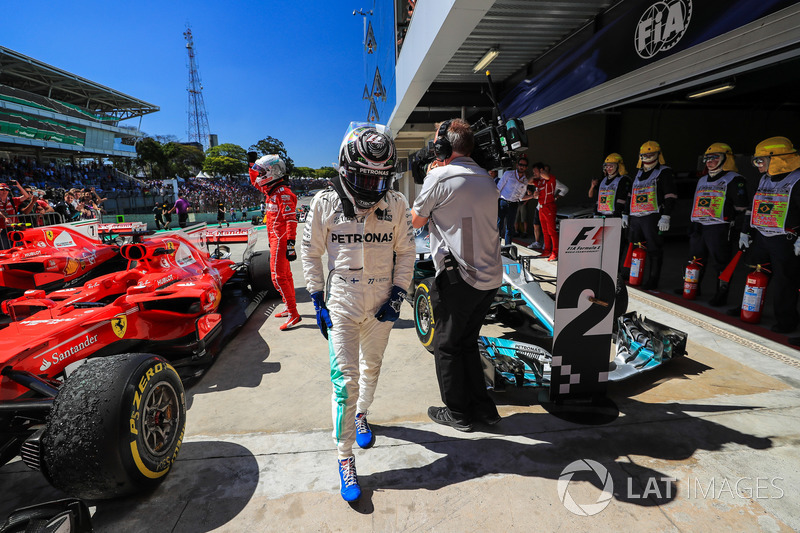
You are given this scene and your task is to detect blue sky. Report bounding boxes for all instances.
[0,1,377,168]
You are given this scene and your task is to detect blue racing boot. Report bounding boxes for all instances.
[355,412,375,449]
[338,456,361,502]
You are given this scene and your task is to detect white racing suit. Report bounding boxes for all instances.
[301,188,415,458]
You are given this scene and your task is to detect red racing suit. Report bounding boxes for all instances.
[534,176,564,255]
[256,179,298,313]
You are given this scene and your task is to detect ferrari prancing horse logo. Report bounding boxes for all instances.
[112,315,127,338]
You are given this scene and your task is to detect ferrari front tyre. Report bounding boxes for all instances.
[41,353,186,500]
[413,278,436,353]
[248,250,276,295]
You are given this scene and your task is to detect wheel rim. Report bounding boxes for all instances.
[141,381,181,457]
[415,294,430,335]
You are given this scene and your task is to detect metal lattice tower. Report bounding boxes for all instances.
[183,26,211,151]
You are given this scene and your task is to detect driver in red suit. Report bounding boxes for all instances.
[249,154,300,330]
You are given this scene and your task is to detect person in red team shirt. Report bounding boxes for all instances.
[249,154,301,330]
[0,180,32,249]
[531,162,569,261]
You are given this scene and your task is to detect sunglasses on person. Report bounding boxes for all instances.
[702,154,722,163]
[517,162,528,168]
[751,156,769,166]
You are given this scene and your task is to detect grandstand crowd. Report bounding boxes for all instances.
[0,156,330,224]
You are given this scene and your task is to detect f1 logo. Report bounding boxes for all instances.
[570,226,607,246]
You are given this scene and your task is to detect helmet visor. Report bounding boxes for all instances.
[343,167,391,195]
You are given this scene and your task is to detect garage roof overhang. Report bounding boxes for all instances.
[390,1,800,148]
[389,0,615,143]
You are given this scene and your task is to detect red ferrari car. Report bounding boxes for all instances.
[0,220,122,297]
[0,225,273,500]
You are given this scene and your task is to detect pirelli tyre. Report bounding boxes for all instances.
[413,278,436,353]
[41,353,186,500]
[248,250,276,296]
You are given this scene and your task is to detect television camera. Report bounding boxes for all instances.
[409,72,529,184]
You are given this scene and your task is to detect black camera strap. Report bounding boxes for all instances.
[443,251,460,284]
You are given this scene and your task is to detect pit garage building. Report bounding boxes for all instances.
[369,0,800,205]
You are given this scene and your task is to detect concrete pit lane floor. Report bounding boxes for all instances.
[1,219,800,532]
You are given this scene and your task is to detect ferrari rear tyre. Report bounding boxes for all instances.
[413,278,436,353]
[41,353,186,500]
[248,250,276,295]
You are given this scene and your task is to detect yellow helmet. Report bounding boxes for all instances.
[704,142,737,172]
[637,140,666,168]
[754,136,796,157]
[754,136,800,175]
[603,153,627,177]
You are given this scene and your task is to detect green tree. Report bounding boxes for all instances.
[203,156,243,178]
[249,136,294,175]
[316,166,338,179]
[135,137,168,178]
[292,166,316,177]
[203,143,247,178]
[163,142,205,178]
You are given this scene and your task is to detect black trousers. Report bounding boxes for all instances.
[749,232,800,330]
[688,223,731,278]
[431,272,499,421]
[629,213,663,259]
[497,199,520,246]
[629,213,664,281]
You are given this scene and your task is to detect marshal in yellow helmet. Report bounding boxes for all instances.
[637,140,666,168]
[703,142,737,173]
[603,153,627,177]
[753,136,800,176]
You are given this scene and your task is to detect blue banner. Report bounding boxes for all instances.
[500,0,796,118]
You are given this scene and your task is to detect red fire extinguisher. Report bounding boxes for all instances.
[740,264,770,324]
[682,257,703,300]
[629,242,646,286]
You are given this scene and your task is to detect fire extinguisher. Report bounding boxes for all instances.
[682,257,703,300]
[629,242,646,286]
[740,264,770,324]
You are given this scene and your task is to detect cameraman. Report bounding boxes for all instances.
[411,118,503,432]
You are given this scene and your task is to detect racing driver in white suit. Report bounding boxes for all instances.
[301,122,415,502]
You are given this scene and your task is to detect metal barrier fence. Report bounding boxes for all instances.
[1,212,66,249]
[2,212,65,229]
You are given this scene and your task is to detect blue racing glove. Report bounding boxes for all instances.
[375,285,407,322]
[311,291,332,339]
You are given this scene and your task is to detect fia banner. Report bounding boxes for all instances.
[550,218,622,401]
